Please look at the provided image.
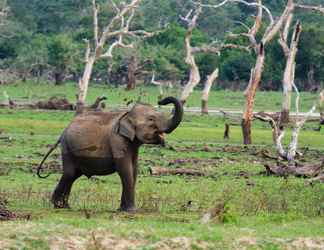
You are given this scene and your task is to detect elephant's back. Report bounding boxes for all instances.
[62,112,121,158]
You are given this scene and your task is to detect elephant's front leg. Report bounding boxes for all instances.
[116,157,136,212]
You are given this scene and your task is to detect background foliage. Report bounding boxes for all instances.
[0,0,323,90]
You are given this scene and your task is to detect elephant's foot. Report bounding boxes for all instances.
[118,206,136,213]
[51,197,70,209]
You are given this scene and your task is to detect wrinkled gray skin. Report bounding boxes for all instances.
[37,97,183,212]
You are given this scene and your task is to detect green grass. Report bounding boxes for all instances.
[0,81,319,111]
[0,83,323,249]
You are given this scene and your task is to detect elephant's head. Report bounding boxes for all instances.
[116,97,183,145]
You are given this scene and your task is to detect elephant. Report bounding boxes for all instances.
[37,97,183,212]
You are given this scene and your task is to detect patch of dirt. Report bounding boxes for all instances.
[236,237,324,250]
[0,196,17,221]
[167,158,220,170]
[236,237,257,249]
[31,160,61,174]
[151,237,211,250]
[289,237,324,249]
[49,231,211,250]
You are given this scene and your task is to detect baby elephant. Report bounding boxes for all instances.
[37,97,183,212]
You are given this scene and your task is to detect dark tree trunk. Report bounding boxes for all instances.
[201,100,208,114]
[242,118,252,145]
[54,71,65,85]
[224,123,230,140]
[126,56,137,90]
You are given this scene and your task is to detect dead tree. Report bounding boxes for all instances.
[179,6,202,106]
[126,56,152,90]
[193,44,250,114]
[201,0,320,144]
[238,0,324,144]
[278,18,302,125]
[201,68,219,114]
[77,0,154,111]
[254,83,317,165]
[180,2,250,113]
[126,55,138,90]
[238,0,295,145]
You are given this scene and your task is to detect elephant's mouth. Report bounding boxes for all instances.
[143,133,165,146]
[157,133,165,147]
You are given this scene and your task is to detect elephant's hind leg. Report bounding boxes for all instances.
[52,154,81,209]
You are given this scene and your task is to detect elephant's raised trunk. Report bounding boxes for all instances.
[158,97,183,134]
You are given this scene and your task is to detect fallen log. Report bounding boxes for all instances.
[149,167,205,176]
[0,136,11,141]
[36,96,74,110]
[306,173,324,185]
[0,96,107,112]
[264,161,324,178]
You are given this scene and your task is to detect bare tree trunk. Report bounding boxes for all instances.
[320,90,324,125]
[201,68,218,114]
[242,44,265,145]
[179,7,202,106]
[78,55,96,109]
[126,56,137,90]
[54,71,65,85]
[179,3,250,107]
[76,0,154,110]
[224,123,230,140]
[280,21,302,125]
[180,44,201,105]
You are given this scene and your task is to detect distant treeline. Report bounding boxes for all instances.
[0,0,323,90]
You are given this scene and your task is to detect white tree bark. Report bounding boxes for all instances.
[319,90,324,124]
[201,68,219,114]
[77,0,155,109]
[179,6,202,105]
[240,0,296,144]
[180,3,250,107]
[279,20,302,124]
[254,84,317,164]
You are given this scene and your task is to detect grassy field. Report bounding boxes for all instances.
[0,83,323,249]
[0,81,320,112]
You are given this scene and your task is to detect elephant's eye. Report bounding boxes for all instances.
[148,117,155,122]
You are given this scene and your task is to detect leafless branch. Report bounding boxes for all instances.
[83,39,91,62]
[262,0,294,45]
[287,83,317,163]
[193,0,274,26]
[233,21,251,32]
[192,43,250,54]
[78,0,155,107]
[92,0,99,46]
[278,13,293,57]
[296,4,324,14]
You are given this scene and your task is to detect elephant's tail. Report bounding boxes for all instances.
[37,136,62,178]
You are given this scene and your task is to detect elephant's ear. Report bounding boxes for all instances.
[116,115,136,141]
